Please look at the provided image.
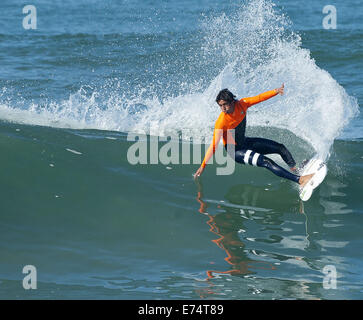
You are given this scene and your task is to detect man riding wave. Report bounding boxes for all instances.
[193,84,314,187]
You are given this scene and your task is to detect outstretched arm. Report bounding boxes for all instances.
[242,83,284,108]
[193,129,223,178]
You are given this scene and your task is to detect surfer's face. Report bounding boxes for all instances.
[218,100,234,114]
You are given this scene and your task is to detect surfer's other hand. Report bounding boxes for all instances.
[276,83,284,95]
[194,166,204,179]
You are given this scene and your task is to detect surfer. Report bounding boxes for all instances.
[193,84,314,187]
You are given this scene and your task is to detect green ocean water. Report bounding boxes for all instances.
[0,122,362,299]
[0,0,362,299]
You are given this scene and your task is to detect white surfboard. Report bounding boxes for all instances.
[299,157,327,201]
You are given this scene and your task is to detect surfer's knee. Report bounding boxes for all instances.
[277,143,296,167]
[277,142,288,153]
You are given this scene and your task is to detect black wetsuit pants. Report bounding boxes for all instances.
[226,137,300,184]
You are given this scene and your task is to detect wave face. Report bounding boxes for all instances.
[0,122,362,299]
[0,0,359,161]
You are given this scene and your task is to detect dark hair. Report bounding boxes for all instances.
[215,88,236,104]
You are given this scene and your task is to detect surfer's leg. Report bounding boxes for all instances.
[258,156,300,183]
[243,137,296,169]
[234,149,300,184]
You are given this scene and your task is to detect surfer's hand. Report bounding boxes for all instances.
[194,166,204,179]
[276,83,284,95]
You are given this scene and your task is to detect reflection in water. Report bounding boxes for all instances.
[192,166,356,299]
[195,178,276,280]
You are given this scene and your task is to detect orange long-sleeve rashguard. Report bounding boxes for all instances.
[201,89,278,168]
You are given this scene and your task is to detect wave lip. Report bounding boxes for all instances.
[200,0,359,160]
[0,0,359,161]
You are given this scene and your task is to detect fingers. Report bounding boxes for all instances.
[194,168,203,179]
[280,83,285,95]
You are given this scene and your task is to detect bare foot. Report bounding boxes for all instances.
[299,173,315,188]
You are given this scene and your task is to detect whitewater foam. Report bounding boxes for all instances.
[0,0,359,161]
